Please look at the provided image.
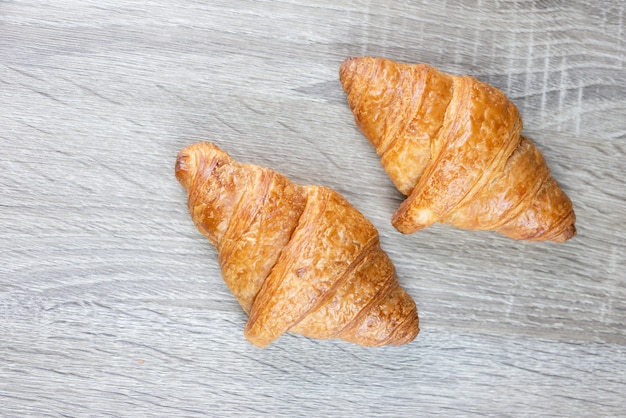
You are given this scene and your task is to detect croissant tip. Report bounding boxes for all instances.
[245,337,270,349]
[339,58,354,82]
[552,223,577,242]
[175,149,193,190]
[175,142,228,190]
[339,56,367,86]
[390,312,420,346]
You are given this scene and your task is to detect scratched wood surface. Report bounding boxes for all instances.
[1,0,625,416]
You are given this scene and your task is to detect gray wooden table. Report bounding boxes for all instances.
[2,1,625,416]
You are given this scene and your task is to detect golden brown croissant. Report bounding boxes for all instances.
[340,56,576,242]
[175,142,419,347]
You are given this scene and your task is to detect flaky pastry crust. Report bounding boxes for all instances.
[176,142,419,347]
[340,56,576,242]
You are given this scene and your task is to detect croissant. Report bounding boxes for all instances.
[339,56,576,242]
[175,142,419,347]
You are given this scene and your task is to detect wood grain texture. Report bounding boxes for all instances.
[1,0,624,416]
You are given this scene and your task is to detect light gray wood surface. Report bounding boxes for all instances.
[1,0,625,416]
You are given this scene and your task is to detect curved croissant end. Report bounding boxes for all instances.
[340,56,576,242]
[175,142,419,347]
